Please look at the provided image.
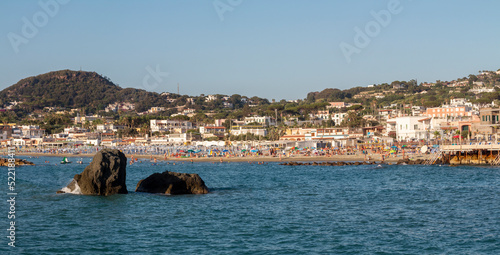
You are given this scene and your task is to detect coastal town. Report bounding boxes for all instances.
[1,69,500,161]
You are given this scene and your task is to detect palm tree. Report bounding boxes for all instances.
[433,131,441,139]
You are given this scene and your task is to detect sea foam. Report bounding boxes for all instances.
[60,179,82,194]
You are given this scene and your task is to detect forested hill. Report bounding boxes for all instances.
[0,70,167,112]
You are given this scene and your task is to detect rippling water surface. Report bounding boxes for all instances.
[1,157,500,254]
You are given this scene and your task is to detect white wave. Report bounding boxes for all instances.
[60,179,82,195]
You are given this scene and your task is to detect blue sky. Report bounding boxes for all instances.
[1,0,499,100]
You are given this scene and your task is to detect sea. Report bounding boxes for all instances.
[1,156,500,254]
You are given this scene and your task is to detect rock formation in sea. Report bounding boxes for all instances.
[135,171,209,195]
[0,158,35,166]
[58,149,128,195]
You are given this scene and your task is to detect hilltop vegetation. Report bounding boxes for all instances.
[0,70,168,112]
[307,71,500,108]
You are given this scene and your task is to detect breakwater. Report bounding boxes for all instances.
[280,158,427,166]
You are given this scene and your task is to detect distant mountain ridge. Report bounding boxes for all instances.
[0,70,167,112]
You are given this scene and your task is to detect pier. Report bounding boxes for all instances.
[436,144,500,165]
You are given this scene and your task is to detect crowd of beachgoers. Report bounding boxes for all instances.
[5,144,431,162]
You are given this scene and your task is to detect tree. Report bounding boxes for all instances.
[433,131,441,139]
[341,111,364,128]
[171,115,190,121]
[347,105,363,111]
[222,119,233,130]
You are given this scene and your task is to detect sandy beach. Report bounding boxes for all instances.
[16,152,432,163]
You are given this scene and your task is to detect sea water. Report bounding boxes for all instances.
[1,157,499,254]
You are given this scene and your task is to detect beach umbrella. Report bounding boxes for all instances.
[241,149,247,152]
[391,146,398,149]
[187,149,195,153]
[390,150,396,153]
[402,145,408,148]
[250,149,259,153]
[222,149,229,152]
[453,135,463,139]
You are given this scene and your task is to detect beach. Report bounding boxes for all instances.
[17,152,432,163]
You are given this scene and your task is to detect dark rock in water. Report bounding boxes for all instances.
[397,159,409,165]
[136,171,209,195]
[0,158,35,166]
[58,149,128,195]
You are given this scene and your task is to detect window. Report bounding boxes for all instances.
[414,124,419,130]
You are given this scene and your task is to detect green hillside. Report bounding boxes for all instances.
[0,70,167,112]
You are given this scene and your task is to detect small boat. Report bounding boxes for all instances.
[60,157,72,164]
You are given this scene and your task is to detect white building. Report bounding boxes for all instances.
[105,102,135,112]
[20,125,45,138]
[331,113,347,126]
[387,116,432,141]
[244,116,276,127]
[86,139,101,146]
[96,124,125,133]
[469,87,495,94]
[450,98,466,106]
[183,108,195,115]
[309,110,330,120]
[150,120,193,133]
[205,95,217,102]
[168,133,189,144]
[230,127,267,137]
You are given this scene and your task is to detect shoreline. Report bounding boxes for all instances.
[14,152,431,163]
